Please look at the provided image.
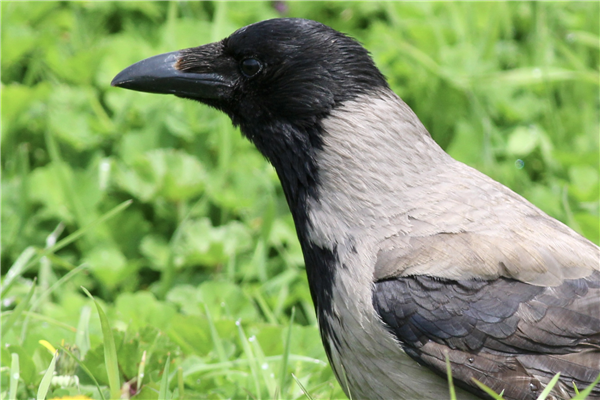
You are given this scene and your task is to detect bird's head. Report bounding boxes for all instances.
[112,18,394,223]
[112,18,388,150]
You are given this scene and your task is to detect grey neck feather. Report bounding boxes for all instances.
[307,89,452,249]
[305,88,599,285]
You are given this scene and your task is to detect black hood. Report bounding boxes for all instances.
[112,18,388,131]
[112,17,389,218]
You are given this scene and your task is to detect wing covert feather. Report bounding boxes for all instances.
[373,272,600,399]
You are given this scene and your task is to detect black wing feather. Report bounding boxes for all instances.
[373,271,600,399]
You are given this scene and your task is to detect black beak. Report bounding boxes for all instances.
[111,50,233,100]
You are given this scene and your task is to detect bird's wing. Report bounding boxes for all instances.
[373,271,600,399]
[370,164,600,399]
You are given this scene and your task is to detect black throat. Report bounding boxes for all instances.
[240,118,338,327]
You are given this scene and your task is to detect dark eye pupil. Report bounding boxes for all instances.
[241,58,261,77]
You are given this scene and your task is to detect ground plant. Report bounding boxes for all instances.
[2,2,599,399]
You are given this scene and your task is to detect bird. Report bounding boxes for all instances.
[112,18,600,400]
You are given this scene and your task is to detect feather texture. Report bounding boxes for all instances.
[373,272,600,399]
[309,90,600,399]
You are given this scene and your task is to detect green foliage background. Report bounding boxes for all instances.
[1,2,598,399]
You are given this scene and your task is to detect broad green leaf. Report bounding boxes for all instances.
[506,126,539,157]
[114,291,176,331]
[84,246,130,290]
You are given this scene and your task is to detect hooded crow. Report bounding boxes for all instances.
[112,18,600,400]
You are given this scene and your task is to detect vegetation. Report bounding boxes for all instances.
[2,2,598,399]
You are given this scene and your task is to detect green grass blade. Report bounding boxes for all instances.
[251,287,278,324]
[236,319,262,400]
[22,264,88,342]
[203,303,227,363]
[176,355,326,378]
[82,287,120,400]
[1,200,132,298]
[38,222,65,293]
[9,353,19,400]
[177,366,184,399]
[136,350,147,395]
[1,247,36,298]
[536,373,560,400]
[75,305,92,359]
[571,373,600,400]
[291,373,314,400]
[36,351,57,400]
[472,378,505,400]
[249,330,276,398]
[278,307,295,398]
[59,345,107,400]
[445,353,457,400]
[159,353,172,400]
[1,311,76,333]
[3,279,36,336]
[30,264,88,312]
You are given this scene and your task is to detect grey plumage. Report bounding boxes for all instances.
[307,91,600,399]
[111,18,600,400]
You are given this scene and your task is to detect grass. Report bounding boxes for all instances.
[1,2,598,399]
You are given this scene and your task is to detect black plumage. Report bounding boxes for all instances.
[374,272,600,398]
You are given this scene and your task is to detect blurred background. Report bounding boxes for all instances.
[2,2,598,399]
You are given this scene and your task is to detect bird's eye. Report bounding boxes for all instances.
[240,58,262,77]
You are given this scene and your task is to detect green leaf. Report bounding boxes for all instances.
[167,314,212,356]
[84,246,129,290]
[506,126,539,157]
[140,234,171,271]
[175,219,252,268]
[569,165,599,202]
[114,291,176,331]
[115,149,206,202]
